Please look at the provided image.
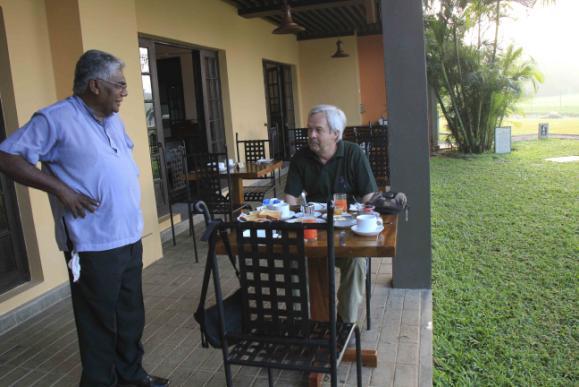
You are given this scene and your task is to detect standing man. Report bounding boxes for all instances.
[284,104,378,323]
[0,50,169,387]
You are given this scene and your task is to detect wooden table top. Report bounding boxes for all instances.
[231,160,283,178]
[215,214,398,258]
[187,160,283,180]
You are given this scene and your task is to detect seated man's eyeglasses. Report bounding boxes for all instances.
[97,78,128,92]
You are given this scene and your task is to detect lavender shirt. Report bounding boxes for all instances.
[0,96,143,252]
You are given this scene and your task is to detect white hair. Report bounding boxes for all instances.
[73,50,124,95]
[308,104,347,140]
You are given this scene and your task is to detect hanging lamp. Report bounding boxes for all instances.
[331,40,349,58]
[272,0,305,34]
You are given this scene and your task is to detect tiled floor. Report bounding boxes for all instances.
[0,228,432,387]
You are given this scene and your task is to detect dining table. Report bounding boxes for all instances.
[214,212,398,385]
[187,160,284,205]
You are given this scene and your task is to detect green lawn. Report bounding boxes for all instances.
[431,139,578,386]
[503,117,579,136]
[438,117,579,143]
[517,93,579,116]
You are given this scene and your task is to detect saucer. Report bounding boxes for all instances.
[351,225,384,236]
[280,211,296,220]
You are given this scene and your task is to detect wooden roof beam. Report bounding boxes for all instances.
[238,0,364,18]
[364,0,377,24]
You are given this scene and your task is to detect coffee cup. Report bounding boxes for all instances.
[273,202,290,219]
[356,214,378,232]
[267,200,290,219]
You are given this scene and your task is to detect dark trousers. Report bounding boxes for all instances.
[65,240,147,387]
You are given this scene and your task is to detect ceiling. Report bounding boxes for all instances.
[222,0,382,40]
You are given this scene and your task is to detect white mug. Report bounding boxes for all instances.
[356,214,377,232]
[269,202,290,219]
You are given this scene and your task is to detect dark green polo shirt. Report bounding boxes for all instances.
[284,140,377,203]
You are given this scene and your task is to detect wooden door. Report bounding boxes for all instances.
[199,50,226,153]
[139,39,169,217]
[0,95,29,294]
[263,61,295,160]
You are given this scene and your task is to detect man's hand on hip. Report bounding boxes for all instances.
[0,152,99,218]
[57,186,99,218]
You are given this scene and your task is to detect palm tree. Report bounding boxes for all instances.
[424,0,550,152]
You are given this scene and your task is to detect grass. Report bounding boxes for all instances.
[431,139,579,386]
[517,93,579,116]
[436,93,579,143]
[503,117,579,136]
[438,118,579,143]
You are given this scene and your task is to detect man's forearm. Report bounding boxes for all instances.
[362,192,375,203]
[0,151,69,197]
[285,194,298,205]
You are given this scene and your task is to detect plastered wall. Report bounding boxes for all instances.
[135,0,303,145]
[0,0,162,315]
[298,36,362,126]
[358,35,388,124]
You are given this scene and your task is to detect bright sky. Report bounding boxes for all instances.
[501,0,579,97]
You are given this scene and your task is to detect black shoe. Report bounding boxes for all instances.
[118,374,170,387]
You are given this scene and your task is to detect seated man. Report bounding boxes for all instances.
[284,104,377,323]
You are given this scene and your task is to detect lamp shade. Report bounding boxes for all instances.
[331,40,349,58]
[273,3,305,34]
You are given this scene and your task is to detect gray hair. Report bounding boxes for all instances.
[73,50,124,95]
[308,104,347,140]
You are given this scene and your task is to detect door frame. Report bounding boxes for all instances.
[263,60,296,160]
[0,94,30,294]
[139,38,170,217]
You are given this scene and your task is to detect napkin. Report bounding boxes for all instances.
[242,229,280,238]
[67,251,81,282]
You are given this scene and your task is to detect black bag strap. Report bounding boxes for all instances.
[195,200,239,276]
[195,220,238,348]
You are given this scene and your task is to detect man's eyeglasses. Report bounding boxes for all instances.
[97,78,128,91]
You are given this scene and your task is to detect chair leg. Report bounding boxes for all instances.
[188,203,198,262]
[191,218,199,263]
[355,326,362,387]
[169,204,176,246]
[223,361,233,387]
[366,257,371,330]
[267,368,273,387]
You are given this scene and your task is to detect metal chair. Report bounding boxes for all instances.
[366,126,390,191]
[342,124,390,330]
[189,151,248,221]
[235,133,277,202]
[207,205,362,387]
[287,127,309,157]
[159,141,199,262]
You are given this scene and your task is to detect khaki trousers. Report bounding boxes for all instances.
[335,257,366,323]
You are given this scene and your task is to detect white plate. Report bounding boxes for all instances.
[238,210,295,222]
[335,218,356,228]
[285,217,326,224]
[321,213,356,228]
[322,213,352,219]
[309,202,327,212]
[280,211,296,220]
[293,211,322,218]
[351,225,384,236]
